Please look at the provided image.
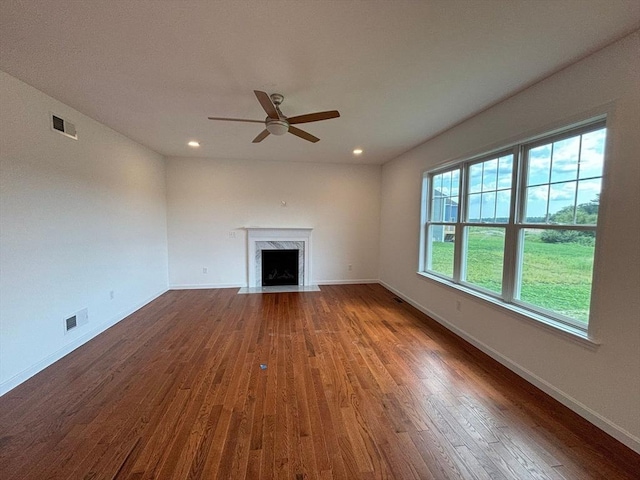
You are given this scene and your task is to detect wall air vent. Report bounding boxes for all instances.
[65,315,77,332]
[64,308,88,334]
[51,114,77,140]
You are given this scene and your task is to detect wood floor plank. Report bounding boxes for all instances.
[1,285,638,479]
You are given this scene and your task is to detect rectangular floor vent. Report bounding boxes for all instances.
[51,114,77,139]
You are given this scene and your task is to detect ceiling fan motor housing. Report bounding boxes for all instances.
[270,93,284,106]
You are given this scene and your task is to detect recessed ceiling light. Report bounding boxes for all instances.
[188,141,200,147]
[353,148,363,155]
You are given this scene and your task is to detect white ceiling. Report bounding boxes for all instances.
[1,1,638,165]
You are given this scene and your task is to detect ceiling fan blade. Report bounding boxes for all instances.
[287,110,340,125]
[208,117,264,123]
[254,90,280,119]
[289,126,320,143]
[252,129,270,143]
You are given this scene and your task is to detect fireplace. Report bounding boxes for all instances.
[245,228,313,288]
[262,249,299,286]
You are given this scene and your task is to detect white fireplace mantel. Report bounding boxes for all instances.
[246,228,312,288]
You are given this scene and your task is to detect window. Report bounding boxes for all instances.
[420,120,606,331]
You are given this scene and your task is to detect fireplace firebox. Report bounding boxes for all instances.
[261,249,300,286]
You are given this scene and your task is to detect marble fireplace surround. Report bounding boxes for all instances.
[245,228,313,288]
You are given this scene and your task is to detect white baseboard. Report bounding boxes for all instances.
[0,288,169,397]
[169,280,379,290]
[169,283,244,290]
[378,280,640,454]
[316,279,379,285]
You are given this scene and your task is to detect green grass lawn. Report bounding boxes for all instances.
[431,229,594,323]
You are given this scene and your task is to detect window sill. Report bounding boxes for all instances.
[416,271,601,350]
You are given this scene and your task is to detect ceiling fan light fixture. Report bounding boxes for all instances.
[266,119,289,136]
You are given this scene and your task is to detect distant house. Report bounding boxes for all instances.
[431,189,458,242]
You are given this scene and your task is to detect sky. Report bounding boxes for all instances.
[525,128,605,220]
[432,127,606,224]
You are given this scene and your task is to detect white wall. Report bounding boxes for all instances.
[379,32,640,451]
[166,157,381,287]
[0,72,169,394]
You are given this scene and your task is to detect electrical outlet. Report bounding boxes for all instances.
[228,231,236,239]
[110,290,115,300]
[348,264,353,271]
[203,267,208,274]
[456,300,462,311]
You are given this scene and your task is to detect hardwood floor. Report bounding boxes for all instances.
[0,284,638,479]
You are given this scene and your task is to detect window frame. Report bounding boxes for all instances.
[419,118,606,335]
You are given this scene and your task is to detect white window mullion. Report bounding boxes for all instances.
[502,145,521,302]
[452,165,465,282]
[419,173,430,272]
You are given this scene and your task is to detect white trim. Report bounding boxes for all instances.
[0,288,168,397]
[379,280,640,454]
[316,279,379,285]
[238,285,321,294]
[424,105,612,175]
[169,283,244,290]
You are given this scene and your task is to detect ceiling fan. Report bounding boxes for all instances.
[208,90,340,143]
